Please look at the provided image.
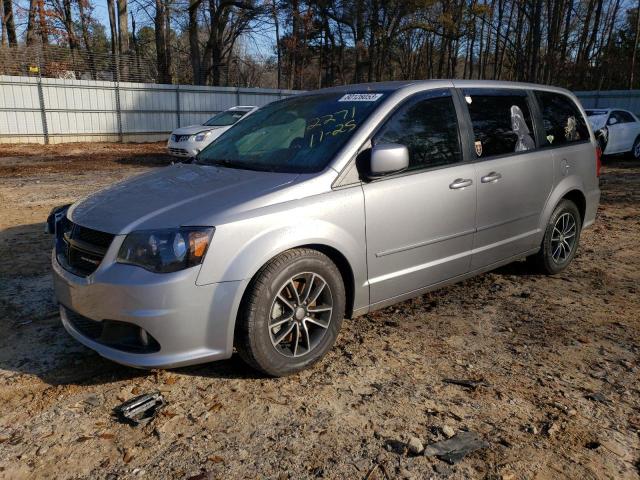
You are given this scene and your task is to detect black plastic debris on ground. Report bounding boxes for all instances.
[442,378,489,390]
[423,432,489,464]
[113,391,165,426]
[585,392,611,404]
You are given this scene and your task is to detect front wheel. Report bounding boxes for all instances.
[530,199,582,275]
[235,248,345,376]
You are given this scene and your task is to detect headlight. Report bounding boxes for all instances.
[194,131,212,142]
[46,203,71,234]
[117,227,214,273]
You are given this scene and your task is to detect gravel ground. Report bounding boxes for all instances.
[0,143,638,480]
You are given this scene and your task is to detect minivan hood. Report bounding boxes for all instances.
[68,164,298,233]
[171,124,223,135]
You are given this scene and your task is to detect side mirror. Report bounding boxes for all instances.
[370,143,409,177]
[607,116,618,126]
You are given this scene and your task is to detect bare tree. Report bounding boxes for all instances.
[107,0,118,54]
[117,0,129,53]
[2,0,17,46]
[25,0,38,45]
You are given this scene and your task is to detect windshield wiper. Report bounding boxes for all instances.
[208,158,265,171]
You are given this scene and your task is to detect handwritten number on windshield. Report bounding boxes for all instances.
[307,107,357,147]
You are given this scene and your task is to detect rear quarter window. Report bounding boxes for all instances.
[535,91,589,146]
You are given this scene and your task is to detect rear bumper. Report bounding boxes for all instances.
[52,251,248,369]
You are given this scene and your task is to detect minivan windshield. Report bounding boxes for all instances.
[197,92,386,173]
[203,110,248,126]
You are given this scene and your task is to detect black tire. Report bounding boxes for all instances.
[235,248,346,377]
[530,199,582,275]
[630,136,640,160]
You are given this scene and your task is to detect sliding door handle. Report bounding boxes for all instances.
[449,178,473,189]
[481,172,502,183]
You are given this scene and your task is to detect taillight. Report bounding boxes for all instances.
[595,146,602,177]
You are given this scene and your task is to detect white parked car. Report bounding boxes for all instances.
[585,108,640,159]
[167,106,257,159]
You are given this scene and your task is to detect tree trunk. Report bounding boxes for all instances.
[117,0,129,54]
[62,0,79,50]
[155,0,171,84]
[26,0,37,45]
[3,0,17,46]
[630,0,640,89]
[189,0,202,84]
[271,0,281,88]
[78,0,97,79]
[0,0,6,47]
[107,0,117,54]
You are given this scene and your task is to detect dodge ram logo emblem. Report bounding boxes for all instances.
[80,256,100,265]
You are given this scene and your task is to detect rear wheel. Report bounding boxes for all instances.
[631,136,640,160]
[235,248,345,376]
[530,199,582,275]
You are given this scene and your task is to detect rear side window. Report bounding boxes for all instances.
[535,91,589,146]
[463,89,536,158]
[374,90,462,172]
[611,110,635,123]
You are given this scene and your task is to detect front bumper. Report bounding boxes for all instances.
[167,139,200,158]
[53,250,248,369]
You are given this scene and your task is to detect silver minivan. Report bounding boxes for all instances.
[49,80,601,376]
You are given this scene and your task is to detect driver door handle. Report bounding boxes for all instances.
[481,172,502,183]
[449,178,473,189]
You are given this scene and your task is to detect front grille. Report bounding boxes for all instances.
[168,147,190,156]
[56,219,114,277]
[64,307,161,354]
[172,134,190,142]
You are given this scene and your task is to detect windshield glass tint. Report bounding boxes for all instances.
[586,110,608,117]
[203,110,248,126]
[197,93,386,173]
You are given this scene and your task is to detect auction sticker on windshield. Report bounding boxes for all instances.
[338,93,384,102]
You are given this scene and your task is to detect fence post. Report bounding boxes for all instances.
[176,84,181,128]
[594,90,600,108]
[113,53,124,143]
[36,49,49,145]
[236,87,241,106]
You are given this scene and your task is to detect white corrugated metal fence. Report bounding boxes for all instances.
[0,75,300,144]
[574,90,640,114]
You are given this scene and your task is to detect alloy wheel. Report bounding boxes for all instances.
[268,272,333,358]
[550,212,577,264]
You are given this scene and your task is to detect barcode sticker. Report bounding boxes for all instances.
[338,93,383,102]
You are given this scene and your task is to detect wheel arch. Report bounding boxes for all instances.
[539,178,586,236]
[238,243,357,321]
[562,189,586,224]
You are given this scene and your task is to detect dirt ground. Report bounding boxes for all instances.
[0,142,638,480]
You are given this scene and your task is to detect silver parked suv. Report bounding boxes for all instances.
[49,80,600,376]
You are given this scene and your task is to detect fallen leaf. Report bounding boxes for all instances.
[207,455,224,464]
[99,433,115,440]
[76,436,92,442]
[123,449,135,463]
